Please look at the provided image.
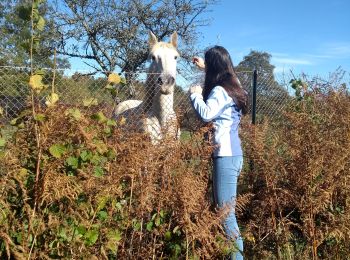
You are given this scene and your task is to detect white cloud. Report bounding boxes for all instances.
[304,54,333,59]
[271,54,314,76]
[274,66,288,74]
[318,42,350,58]
[271,52,289,57]
[272,57,313,65]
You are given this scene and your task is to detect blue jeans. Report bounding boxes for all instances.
[213,156,244,260]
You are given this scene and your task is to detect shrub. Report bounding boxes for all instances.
[0,106,236,259]
[240,84,350,259]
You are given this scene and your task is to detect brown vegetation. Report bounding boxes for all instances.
[0,106,233,259]
[240,84,350,259]
[1,79,349,259]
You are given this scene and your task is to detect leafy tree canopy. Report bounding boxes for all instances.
[237,50,275,77]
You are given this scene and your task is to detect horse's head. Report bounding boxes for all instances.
[148,31,179,95]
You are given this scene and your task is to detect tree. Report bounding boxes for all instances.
[0,0,69,68]
[51,0,217,74]
[236,50,291,120]
[236,50,275,77]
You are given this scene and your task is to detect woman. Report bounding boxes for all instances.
[190,46,248,260]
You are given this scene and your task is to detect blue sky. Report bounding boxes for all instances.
[198,0,350,77]
[66,0,350,78]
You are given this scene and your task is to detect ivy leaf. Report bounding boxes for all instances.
[146,221,154,231]
[13,232,23,244]
[159,210,165,218]
[34,69,45,75]
[107,119,117,126]
[132,219,141,231]
[90,154,105,165]
[173,226,181,236]
[83,98,98,107]
[105,84,114,90]
[0,138,6,147]
[65,108,81,121]
[164,231,172,241]
[107,230,122,242]
[114,202,122,211]
[119,116,126,126]
[104,126,112,135]
[171,244,182,257]
[66,157,79,169]
[91,111,107,123]
[34,113,46,122]
[10,117,21,126]
[29,75,42,89]
[97,196,109,211]
[80,150,92,162]
[155,216,161,227]
[84,230,99,246]
[49,144,67,158]
[16,168,29,182]
[106,149,117,160]
[93,166,104,177]
[94,139,108,154]
[107,73,121,84]
[76,225,87,236]
[120,77,126,85]
[58,227,68,241]
[97,210,108,221]
[36,16,45,31]
[45,93,59,107]
[106,230,122,253]
[105,84,117,97]
[29,74,47,93]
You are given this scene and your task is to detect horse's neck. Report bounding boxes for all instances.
[143,75,175,126]
[152,91,175,127]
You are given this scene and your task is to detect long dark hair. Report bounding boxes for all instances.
[203,46,248,115]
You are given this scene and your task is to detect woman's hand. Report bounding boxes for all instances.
[192,56,205,70]
[189,85,203,95]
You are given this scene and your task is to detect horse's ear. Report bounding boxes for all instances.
[170,31,178,48]
[149,31,158,48]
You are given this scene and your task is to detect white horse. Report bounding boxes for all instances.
[114,31,180,143]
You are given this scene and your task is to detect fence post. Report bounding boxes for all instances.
[249,69,258,173]
[251,69,257,124]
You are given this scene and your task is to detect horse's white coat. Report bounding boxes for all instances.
[114,32,180,143]
[114,100,142,115]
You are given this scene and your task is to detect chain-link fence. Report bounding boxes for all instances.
[251,71,292,123]
[0,66,292,126]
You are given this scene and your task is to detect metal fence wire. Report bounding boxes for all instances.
[0,66,291,126]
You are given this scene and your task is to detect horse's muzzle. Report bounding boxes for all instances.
[157,75,175,86]
[158,75,175,94]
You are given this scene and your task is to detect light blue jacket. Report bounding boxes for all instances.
[190,86,243,157]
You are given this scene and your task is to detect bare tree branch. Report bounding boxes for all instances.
[51,0,217,73]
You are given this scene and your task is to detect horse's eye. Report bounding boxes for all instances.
[151,55,156,61]
[174,56,178,60]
